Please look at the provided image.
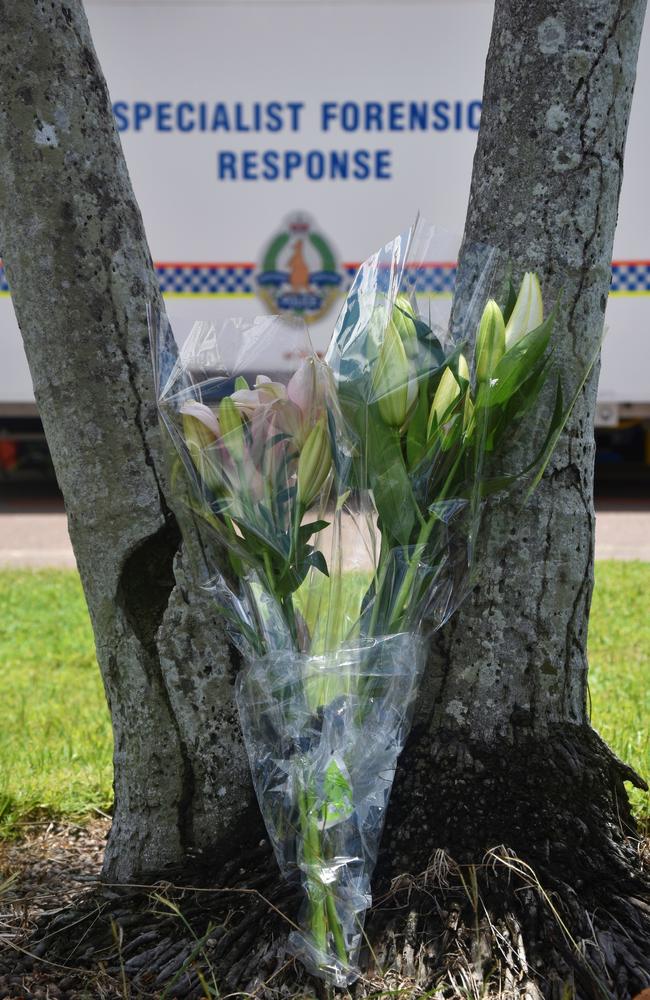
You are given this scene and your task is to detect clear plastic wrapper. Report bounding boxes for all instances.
[152,219,580,984]
[236,633,426,984]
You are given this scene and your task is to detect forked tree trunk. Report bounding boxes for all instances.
[0,1,648,997]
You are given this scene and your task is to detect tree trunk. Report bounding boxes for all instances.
[1,1,648,997]
[379,0,650,994]
[0,0,257,880]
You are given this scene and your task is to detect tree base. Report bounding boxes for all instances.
[2,725,648,1000]
[377,722,650,999]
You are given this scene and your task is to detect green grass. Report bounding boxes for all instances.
[0,570,112,835]
[0,563,647,837]
[589,561,650,828]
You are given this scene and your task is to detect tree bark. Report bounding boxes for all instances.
[0,0,256,881]
[1,0,649,996]
[380,0,650,994]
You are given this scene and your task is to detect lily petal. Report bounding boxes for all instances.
[287,358,317,415]
[179,400,220,437]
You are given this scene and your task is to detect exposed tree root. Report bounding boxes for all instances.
[377,722,650,999]
[1,725,648,999]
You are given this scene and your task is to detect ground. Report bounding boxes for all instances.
[0,564,648,997]
[0,820,110,999]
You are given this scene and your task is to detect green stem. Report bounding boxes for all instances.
[325,891,348,964]
[262,544,301,649]
[386,446,466,633]
[299,781,348,966]
[262,549,275,592]
[366,558,389,638]
[323,539,344,655]
[300,787,327,955]
[282,594,299,648]
[386,513,437,632]
[292,500,304,562]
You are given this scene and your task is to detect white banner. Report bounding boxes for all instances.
[1,1,648,405]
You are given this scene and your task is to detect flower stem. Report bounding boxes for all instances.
[325,891,348,964]
[386,447,466,632]
[299,780,348,967]
[300,787,327,955]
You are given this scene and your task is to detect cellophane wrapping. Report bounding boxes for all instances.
[236,633,426,984]
[152,220,565,984]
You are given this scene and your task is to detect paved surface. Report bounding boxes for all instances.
[0,507,648,567]
[593,509,650,561]
[0,513,77,568]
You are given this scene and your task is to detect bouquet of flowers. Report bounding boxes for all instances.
[152,222,577,985]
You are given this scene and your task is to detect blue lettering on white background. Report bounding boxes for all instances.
[112,98,481,182]
[216,149,394,181]
[113,99,481,133]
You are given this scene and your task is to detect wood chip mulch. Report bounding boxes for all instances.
[0,817,120,999]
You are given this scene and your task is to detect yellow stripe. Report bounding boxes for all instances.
[609,290,650,297]
[162,291,256,299]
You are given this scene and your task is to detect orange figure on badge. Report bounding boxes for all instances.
[289,238,310,291]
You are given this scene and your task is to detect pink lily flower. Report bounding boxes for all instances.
[230,359,329,448]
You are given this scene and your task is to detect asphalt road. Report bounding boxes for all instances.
[0,502,648,567]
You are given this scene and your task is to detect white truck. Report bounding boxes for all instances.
[1,0,649,480]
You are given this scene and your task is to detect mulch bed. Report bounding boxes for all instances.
[0,817,118,999]
[0,820,301,1000]
[2,820,649,1000]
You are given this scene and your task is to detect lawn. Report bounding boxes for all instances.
[0,564,648,837]
[588,561,650,825]
[0,571,112,835]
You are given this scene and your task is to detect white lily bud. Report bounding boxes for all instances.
[428,366,461,435]
[505,272,543,348]
[180,403,221,491]
[297,418,331,506]
[219,397,245,462]
[392,293,419,358]
[371,320,417,429]
[475,300,506,382]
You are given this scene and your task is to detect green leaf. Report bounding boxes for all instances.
[523,337,600,499]
[278,544,330,596]
[413,317,445,367]
[406,379,430,468]
[307,548,329,577]
[367,416,419,545]
[298,520,330,545]
[483,354,554,453]
[499,273,518,326]
[320,756,354,829]
[266,431,293,448]
[478,473,521,497]
[275,484,297,505]
[473,338,598,503]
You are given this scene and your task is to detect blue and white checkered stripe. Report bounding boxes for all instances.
[342,264,457,294]
[154,262,650,296]
[156,264,255,295]
[1,261,649,297]
[610,262,650,293]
